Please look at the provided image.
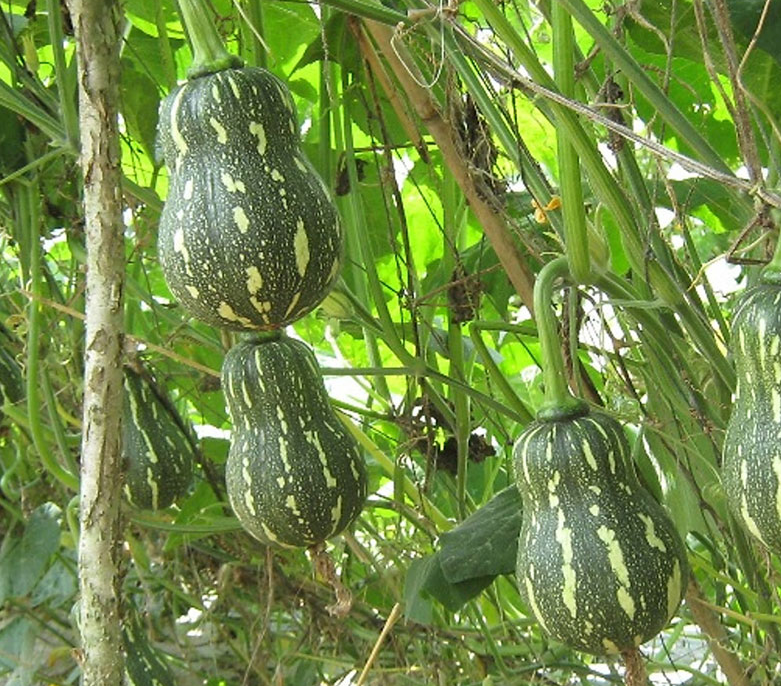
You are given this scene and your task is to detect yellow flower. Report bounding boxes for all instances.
[532,195,562,223]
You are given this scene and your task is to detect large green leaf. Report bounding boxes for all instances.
[263,2,321,71]
[405,553,495,617]
[403,487,523,615]
[0,503,61,604]
[439,486,522,582]
[293,13,361,75]
[120,65,160,162]
[727,0,781,67]
[627,0,781,136]
[122,26,185,91]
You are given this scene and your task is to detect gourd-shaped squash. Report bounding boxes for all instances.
[123,368,195,510]
[723,282,781,551]
[222,335,367,547]
[157,67,342,331]
[513,410,688,655]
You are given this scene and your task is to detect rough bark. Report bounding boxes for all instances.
[67,0,126,683]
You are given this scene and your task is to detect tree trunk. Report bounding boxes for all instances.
[67,0,126,683]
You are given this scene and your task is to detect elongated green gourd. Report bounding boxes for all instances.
[722,282,781,551]
[222,335,367,547]
[123,368,195,510]
[513,410,688,655]
[157,67,342,330]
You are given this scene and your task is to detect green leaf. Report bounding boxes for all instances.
[0,106,25,174]
[293,13,360,75]
[403,557,435,624]
[0,617,34,674]
[405,553,495,617]
[0,503,61,603]
[403,488,524,615]
[438,486,522,583]
[262,2,320,71]
[726,0,781,67]
[122,26,185,92]
[598,206,630,277]
[29,556,77,609]
[288,77,318,104]
[423,553,495,612]
[124,0,179,35]
[662,178,753,235]
[120,65,160,162]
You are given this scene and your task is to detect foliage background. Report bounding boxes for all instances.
[1,0,781,684]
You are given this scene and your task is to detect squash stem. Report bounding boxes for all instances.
[534,257,586,420]
[176,0,243,78]
[621,648,647,686]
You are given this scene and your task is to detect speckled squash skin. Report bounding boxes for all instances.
[157,67,342,330]
[723,283,781,552]
[222,336,367,547]
[513,410,688,655]
[123,368,195,510]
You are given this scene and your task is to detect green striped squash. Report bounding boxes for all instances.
[723,282,781,551]
[124,615,175,686]
[123,368,195,510]
[222,335,367,548]
[513,410,688,655]
[157,67,342,331]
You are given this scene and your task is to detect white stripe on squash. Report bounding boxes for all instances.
[555,509,577,619]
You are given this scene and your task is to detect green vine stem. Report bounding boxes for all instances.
[552,1,590,284]
[535,257,587,421]
[176,0,243,78]
[24,181,79,492]
[443,168,472,519]
[468,322,534,422]
[46,0,79,147]
[155,3,178,90]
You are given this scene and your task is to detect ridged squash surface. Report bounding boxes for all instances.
[222,336,367,548]
[123,368,195,510]
[513,410,688,655]
[157,67,342,330]
[723,283,781,551]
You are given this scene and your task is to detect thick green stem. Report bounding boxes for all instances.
[336,70,392,404]
[535,257,587,420]
[46,0,79,147]
[552,2,590,283]
[243,0,266,69]
[177,0,243,78]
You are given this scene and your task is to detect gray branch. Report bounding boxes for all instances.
[66,0,126,683]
